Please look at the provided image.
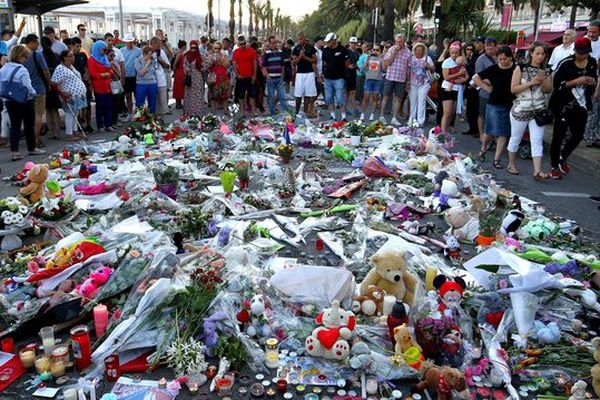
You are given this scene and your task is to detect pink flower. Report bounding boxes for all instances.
[432,126,442,134]
[27,261,39,273]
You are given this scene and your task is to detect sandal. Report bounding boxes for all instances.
[11,154,23,161]
[506,166,520,175]
[493,159,502,169]
[477,150,486,162]
[534,172,550,181]
[66,135,80,141]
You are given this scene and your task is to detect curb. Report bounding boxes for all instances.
[543,132,600,179]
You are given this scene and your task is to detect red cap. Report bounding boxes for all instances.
[575,36,592,53]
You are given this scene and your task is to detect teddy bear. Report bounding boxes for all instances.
[305,300,356,361]
[592,337,600,397]
[531,321,560,345]
[20,164,49,204]
[444,206,480,242]
[352,285,386,316]
[117,135,131,153]
[501,210,525,236]
[348,342,377,374]
[394,323,421,357]
[475,292,504,328]
[433,275,467,317]
[443,235,461,264]
[360,250,418,305]
[569,380,588,400]
[75,266,113,299]
[412,362,468,400]
[236,294,272,338]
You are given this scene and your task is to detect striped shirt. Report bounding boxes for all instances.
[262,49,284,78]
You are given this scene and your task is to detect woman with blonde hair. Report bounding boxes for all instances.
[408,42,434,127]
[0,45,43,160]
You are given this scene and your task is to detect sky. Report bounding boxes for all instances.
[95,0,319,21]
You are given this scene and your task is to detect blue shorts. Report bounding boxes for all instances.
[324,78,346,106]
[364,79,382,94]
[485,103,511,137]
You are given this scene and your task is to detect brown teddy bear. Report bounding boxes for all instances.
[413,362,467,400]
[359,250,418,305]
[591,337,600,397]
[20,164,49,204]
[393,323,421,356]
[352,285,386,316]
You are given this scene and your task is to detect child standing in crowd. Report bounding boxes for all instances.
[359,44,384,121]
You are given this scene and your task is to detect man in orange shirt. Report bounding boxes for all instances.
[232,36,258,116]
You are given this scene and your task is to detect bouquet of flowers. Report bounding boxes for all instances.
[31,196,75,221]
[345,120,364,137]
[364,121,393,137]
[429,126,455,149]
[277,144,294,158]
[124,108,163,140]
[153,166,180,200]
[0,249,46,278]
[0,197,28,229]
[176,208,212,239]
[201,115,219,131]
[166,335,209,376]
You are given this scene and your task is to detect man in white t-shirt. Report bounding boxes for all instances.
[43,26,68,55]
[586,20,600,145]
[549,29,575,69]
[150,36,171,117]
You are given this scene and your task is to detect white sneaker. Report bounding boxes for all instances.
[390,117,400,126]
[359,113,365,121]
[369,114,375,121]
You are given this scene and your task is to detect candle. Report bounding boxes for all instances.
[35,355,51,374]
[366,378,378,395]
[39,326,55,354]
[265,338,279,369]
[276,379,288,394]
[50,359,66,378]
[51,344,70,363]
[63,388,78,400]
[19,348,36,368]
[93,304,109,338]
[70,325,92,370]
[1,337,14,353]
[382,295,396,315]
[104,354,120,382]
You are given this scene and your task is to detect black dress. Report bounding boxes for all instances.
[44,52,62,110]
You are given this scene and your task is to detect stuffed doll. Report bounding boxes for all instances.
[531,321,560,345]
[475,292,504,328]
[501,210,525,236]
[348,342,377,374]
[359,250,418,305]
[443,235,462,264]
[20,164,49,204]
[433,275,466,317]
[305,300,356,360]
[413,363,468,400]
[444,206,480,242]
[393,323,421,356]
[352,285,386,316]
[203,311,227,356]
[440,326,464,367]
[75,266,114,299]
[236,294,272,338]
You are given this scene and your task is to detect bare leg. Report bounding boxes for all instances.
[478,115,485,141]
[210,99,217,114]
[507,151,519,173]
[532,156,544,176]
[494,136,508,161]
[441,100,454,132]
[481,133,493,154]
[380,95,389,117]
[361,93,370,114]
[295,97,302,114]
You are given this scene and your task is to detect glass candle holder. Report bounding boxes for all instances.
[39,326,55,354]
[35,354,51,374]
[265,338,280,369]
[51,344,70,364]
[50,359,66,378]
[19,347,36,368]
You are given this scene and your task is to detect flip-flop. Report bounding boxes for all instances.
[493,159,502,169]
[506,166,520,175]
[534,172,550,181]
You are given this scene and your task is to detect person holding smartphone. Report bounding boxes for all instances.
[134,46,159,113]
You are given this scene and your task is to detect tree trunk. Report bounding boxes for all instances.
[229,0,236,42]
[208,0,213,39]
[248,0,254,36]
[532,0,541,40]
[255,7,260,38]
[569,4,577,28]
[238,0,243,35]
[383,0,394,41]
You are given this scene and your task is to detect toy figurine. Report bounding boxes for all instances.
[305,300,356,360]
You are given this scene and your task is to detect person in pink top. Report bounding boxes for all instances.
[380,34,411,126]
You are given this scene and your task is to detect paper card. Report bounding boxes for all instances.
[32,387,59,398]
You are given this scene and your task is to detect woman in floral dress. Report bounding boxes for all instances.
[208,41,231,114]
[183,40,207,117]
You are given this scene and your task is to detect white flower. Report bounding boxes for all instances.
[18,205,28,214]
[1,210,10,218]
[12,214,23,225]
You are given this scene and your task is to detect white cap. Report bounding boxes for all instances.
[324,32,337,42]
[123,33,136,42]
[349,36,358,43]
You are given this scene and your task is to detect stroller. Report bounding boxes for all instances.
[519,129,532,159]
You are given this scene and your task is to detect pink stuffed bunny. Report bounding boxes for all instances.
[76,266,114,299]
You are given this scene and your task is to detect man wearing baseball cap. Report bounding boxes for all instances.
[549,36,598,179]
[120,33,141,122]
[346,36,360,116]
[322,32,349,120]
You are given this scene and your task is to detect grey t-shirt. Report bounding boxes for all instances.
[364,56,383,80]
[24,51,49,95]
[475,52,496,99]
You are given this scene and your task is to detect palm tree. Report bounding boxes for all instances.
[238,0,243,35]
[207,0,214,38]
[274,7,280,37]
[383,0,395,40]
[248,0,254,36]
[265,0,273,36]
[229,0,236,41]
[254,1,262,38]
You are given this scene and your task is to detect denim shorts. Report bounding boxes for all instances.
[324,78,346,106]
[485,103,511,137]
[364,79,382,94]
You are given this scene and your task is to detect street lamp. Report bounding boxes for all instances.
[119,0,124,35]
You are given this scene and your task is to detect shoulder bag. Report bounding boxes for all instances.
[527,67,553,126]
[0,66,29,103]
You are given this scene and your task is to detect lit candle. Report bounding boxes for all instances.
[63,388,78,400]
[50,359,66,378]
[35,355,51,374]
[93,304,109,338]
[382,295,396,315]
[39,326,55,354]
[19,348,36,368]
[265,338,279,369]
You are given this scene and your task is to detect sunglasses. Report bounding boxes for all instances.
[239,42,246,46]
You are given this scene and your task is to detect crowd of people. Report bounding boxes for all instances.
[1,20,600,187]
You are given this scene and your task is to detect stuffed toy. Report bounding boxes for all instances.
[352,285,386,316]
[203,311,227,356]
[348,342,377,374]
[475,292,504,328]
[117,135,131,152]
[433,275,466,316]
[412,363,468,400]
[305,300,356,360]
[443,235,461,264]
[20,164,49,204]
[592,337,600,397]
[75,266,113,299]
[569,380,588,400]
[444,206,480,242]
[531,321,560,345]
[469,195,486,216]
[360,250,418,305]
[393,323,421,356]
[501,210,525,236]
[523,219,559,240]
[144,133,155,145]
[236,294,272,338]
[440,326,464,367]
[433,177,460,211]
